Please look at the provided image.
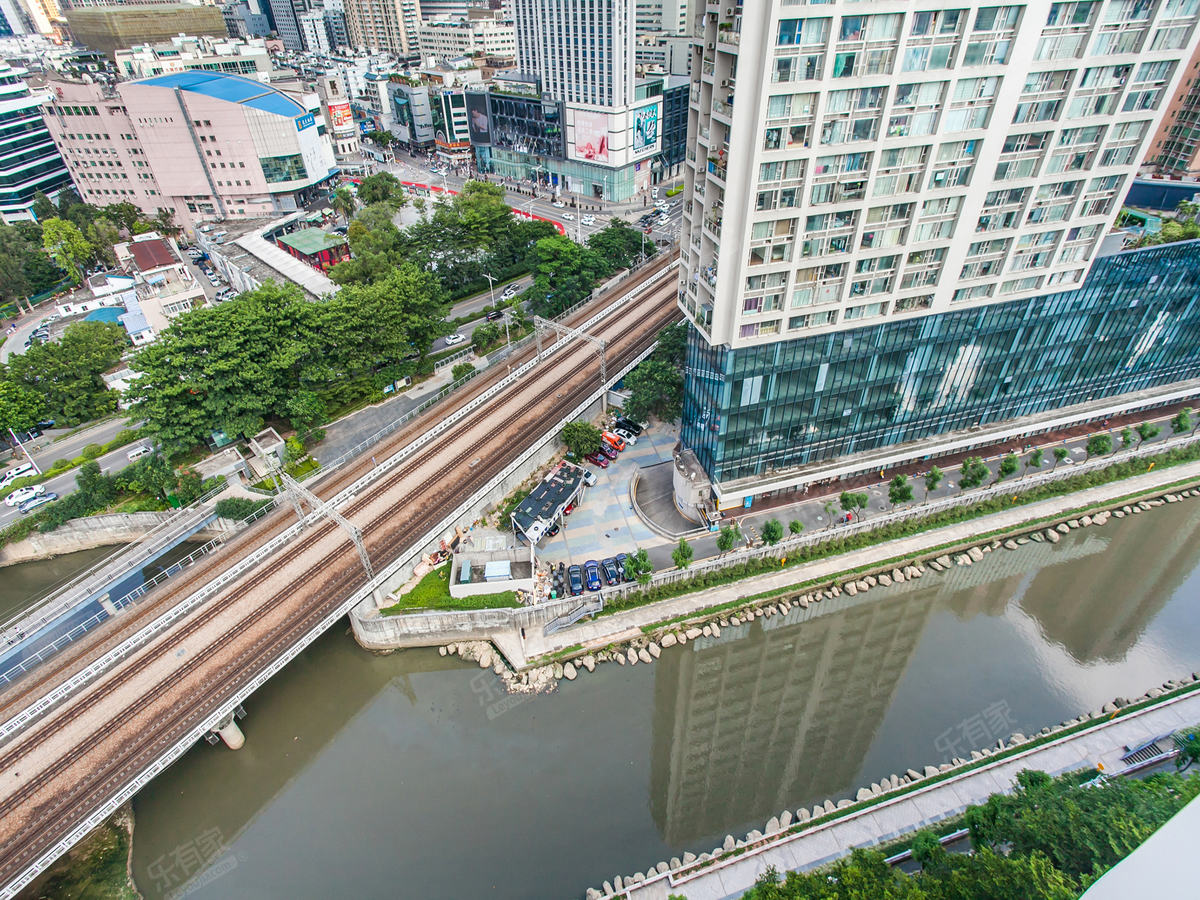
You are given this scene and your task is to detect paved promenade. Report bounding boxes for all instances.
[520,457,1200,663]
[622,690,1200,900]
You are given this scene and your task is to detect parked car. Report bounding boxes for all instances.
[615,552,634,583]
[582,469,598,486]
[443,333,466,346]
[583,560,602,592]
[545,521,561,539]
[613,427,637,446]
[5,485,45,507]
[597,443,618,460]
[0,463,34,488]
[584,451,609,468]
[19,493,57,514]
[567,564,584,596]
[600,557,620,586]
[601,431,626,452]
[614,416,643,435]
[563,502,575,516]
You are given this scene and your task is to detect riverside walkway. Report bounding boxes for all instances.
[620,689,1200,900]
[521,456,1200,664]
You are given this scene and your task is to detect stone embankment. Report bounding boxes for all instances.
[0,511,238,567]
[578,675,1200,900]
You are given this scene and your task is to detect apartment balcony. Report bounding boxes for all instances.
[707,157,728,183]
[712,98,734,121]
[690,84,701,105]
[717,28,740,48]
[697,124,710,143]
[703,215,723,237]
[686,148,697,163]
[701,59,715,76]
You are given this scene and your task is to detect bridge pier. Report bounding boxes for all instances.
[215,713,245,750]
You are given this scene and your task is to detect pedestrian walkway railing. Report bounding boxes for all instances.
[0,480,229,645]
[601,429,1200,604]
[434,347,474,370]
[543,597,603,636]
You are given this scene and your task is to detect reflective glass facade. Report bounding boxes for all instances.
[682,240,1200,483]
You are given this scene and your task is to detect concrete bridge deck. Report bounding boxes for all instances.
[0,252,681,900]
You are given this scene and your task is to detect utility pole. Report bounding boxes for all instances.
[251,439,376,589]
[532,315,608,410]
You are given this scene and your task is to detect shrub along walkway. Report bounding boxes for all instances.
[620,690,1200,900]
[521,457,1200,663]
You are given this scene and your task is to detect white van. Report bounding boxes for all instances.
[127,446,154,462]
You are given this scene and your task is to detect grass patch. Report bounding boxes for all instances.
[496,483,535,531]
[102,496,170,515]
[666,185,684,196]
[609,445,1200,622]
[250,457,320,491]
[380,563,522,614]
[24,808,139,900]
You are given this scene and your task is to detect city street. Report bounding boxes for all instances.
[1,417,141,528]
[537,406,1196,573]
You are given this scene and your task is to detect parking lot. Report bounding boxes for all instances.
[534,421,679,569]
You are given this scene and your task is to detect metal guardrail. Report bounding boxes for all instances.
[434,347,475,370]
[0,275,682,900]
[543,597,603,636]
[596,430,1200,604]
[0,484,227,644]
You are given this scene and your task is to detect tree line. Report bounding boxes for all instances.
[743,765,1200,900]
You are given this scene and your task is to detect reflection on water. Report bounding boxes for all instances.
[0,546,118,622]
[128,500,1200,900]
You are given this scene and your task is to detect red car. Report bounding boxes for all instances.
[585,451,609,468]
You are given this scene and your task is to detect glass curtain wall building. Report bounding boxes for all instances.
[675,0,1200,498]
[682,239,1200,484]
[0,63,71,223]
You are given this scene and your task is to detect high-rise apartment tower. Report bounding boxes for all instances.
[674,0,1200,509]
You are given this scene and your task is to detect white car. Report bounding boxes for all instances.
[562,213,574,221]
[443,333,466,346]
[581,215,596,226]
[652,187,660,199]
[582,469,598,487]
[5,484,45,507]
[501,286,519,300]
[613,427,637,446]
[552,200,565,208]
[0,463,34,489]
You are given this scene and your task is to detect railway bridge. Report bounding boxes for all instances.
[0,252,681,899]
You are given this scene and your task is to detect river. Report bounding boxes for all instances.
[10,500,1200,900]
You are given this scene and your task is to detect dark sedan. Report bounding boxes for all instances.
[615,552,633,583]
[568,564,584,596]
[584,560,602,592]
[600,557,620,586]
[598,443,618,460]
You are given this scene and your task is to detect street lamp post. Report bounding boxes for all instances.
[8,428,42,475]
[482,271,496,309]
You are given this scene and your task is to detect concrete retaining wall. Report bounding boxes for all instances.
[0,511,242,567]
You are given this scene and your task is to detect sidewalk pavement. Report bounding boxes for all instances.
[521,457,1200,663]
[311,362,467,466]
[623,689,1200,900]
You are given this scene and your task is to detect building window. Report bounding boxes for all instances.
[259,154,308,183]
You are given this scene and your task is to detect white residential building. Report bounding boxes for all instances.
[681,0,1200,350]
[300,9,332,51]
[417,12,515,59]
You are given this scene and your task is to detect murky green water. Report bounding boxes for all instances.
[23,502,1200,900]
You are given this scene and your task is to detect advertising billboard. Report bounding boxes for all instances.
[465,92,491,145]
[633,104,659,154]
[573,110,609,162]
[328,100,353,134]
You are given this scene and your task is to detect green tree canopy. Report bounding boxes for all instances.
[716,522,742,553]
[1086,433,1113,459]
[958,456,990,489]
[623,357,684,424]
[41,218,92,283]
[0,380,44,435]
[587,218,657,269]
[561,420,601,458]
[888,474,914,507]
[356,172,405,207]
[5,321,125,426]
[761,518,784,545]
[671,537,693,569]
[996,452,1020,482]
[923,465,943,502]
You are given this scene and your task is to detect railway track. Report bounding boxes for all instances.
[0,251,679,731]
[0,265,680,894]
